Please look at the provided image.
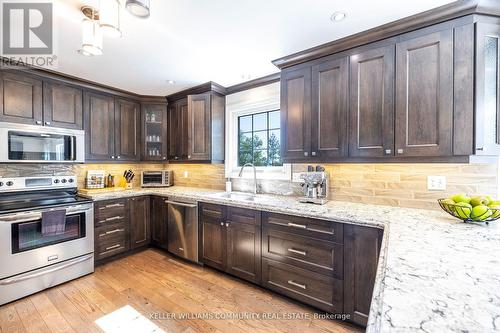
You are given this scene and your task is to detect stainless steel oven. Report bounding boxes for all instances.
[0,176,93,305]
[0,122,85,163]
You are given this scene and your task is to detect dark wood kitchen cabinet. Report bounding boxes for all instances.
[43,81,83,129]
[84,91,140,162]
[142,103,168,161]
[84,91,115,161]
[395,30,454,157]
[0,72,43,125]
[150,196,168,250]
[200,203,261,284]
[311,56,349,158]
[168,98,188,161]
[114,98,141,161]
[349,45,395,158]
[344,224,383,327]
[280,67,311,161]
[187,93,225,162]
[129,196,151,249]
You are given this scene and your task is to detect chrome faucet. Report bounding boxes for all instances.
[238,163,258,195]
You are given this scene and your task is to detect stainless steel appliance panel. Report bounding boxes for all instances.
[166,198,198,263]
[0,122,85,163]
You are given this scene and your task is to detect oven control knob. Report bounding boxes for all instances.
[54,179,60,184]
[68,178,74,183]
[0,182,3,187]
[61,179,67,183]
[6,181,13,186]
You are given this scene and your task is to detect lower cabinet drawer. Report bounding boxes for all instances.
[95,222,127,243]
[262,258,343,313]
[95,234,128,261]
[263,228,343,278]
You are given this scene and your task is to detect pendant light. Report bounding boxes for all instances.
[99,0,122,38]
[80,6,103,56]
[126,0,150,18]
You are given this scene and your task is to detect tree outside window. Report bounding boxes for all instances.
[238,110,282,167]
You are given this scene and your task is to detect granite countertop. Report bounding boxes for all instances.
[79,186,500,333]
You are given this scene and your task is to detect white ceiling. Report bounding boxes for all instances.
[54,0,456,96]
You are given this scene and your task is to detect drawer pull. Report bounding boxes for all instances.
[105,244,121,251]
[99,203,124,210]
[178,247,184,252]
[287,222,307,229]
[99,228,124,237]
[97,216,124,224]
[287,248,307,256]
[287,280,306,290]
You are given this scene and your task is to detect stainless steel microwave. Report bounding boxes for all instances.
[0,122,85,163]
[141,170,173,187]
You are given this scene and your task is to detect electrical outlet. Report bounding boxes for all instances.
[183,171,189,178]
[427,176,446,191]
[292,172,303,183]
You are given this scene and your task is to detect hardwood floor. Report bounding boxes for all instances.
[0,249,363,333]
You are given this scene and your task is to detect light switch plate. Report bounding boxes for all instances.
[427,176,446,191]
[183,171,189,178]
[292,173,302,183]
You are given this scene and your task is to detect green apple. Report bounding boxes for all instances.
[488,204,500,219]
[489,200,500,206]
[471,205,492,221]
[450,194,471,204]
[470,196,490,207]
[454,202,472,219]
[441,198,456,205]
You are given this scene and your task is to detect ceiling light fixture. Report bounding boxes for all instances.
[80,6,103,56]
[167,80,175,85]
[330,11,347,22]
[126,0,151,18]
[99,0,122,38]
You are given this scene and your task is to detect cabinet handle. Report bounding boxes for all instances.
[45,121,51,125]
[188,155,191,159]
[163,157,166,160]
[99,228,124,237]
[287,280,306,290]
[397,149,404,154]
[287,222,307,229]
[225,222,229,227]
[303,152,308,157]
[220,222,224,226]
[110,156,115,159]
[311,152,316,156]
[36,121,42,125]
[178,247,184,252]
[287,248,307,256]
[99,203,124,209]
[98,216,124,224]
[385,149,392,155]
[104,244,121,251]
[476,147,484,151]
[116,156,121,159]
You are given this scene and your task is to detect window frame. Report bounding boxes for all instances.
[237,109,282,167]
[225,82,291,181]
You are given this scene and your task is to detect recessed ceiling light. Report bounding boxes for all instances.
[330,12,347,22]
[167,80,175,85]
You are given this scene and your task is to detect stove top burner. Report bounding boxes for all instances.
[0,189,92,214]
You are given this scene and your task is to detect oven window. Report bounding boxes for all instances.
[11,213,86,254]
[8,131,74,161]
[142,173,163,185]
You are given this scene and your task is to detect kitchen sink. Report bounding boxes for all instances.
[212,192,255,201]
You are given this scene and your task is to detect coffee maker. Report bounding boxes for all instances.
[298,165,329,205]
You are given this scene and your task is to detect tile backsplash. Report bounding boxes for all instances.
[1,161,498,210]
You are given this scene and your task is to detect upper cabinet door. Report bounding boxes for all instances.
[0,72,42,125]
[187,93,211,160]
[84,92,115,161]
[395,30,453,157]
[43,82,83,129]
[115,99,141,161]
[168,98,188,161]
[475,23,500,155]
[281,67,312,161]
[311,57,349,158]
[349,45,395,158]
[142,103,168,161]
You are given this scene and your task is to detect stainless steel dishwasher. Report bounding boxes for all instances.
[165,197,199,263]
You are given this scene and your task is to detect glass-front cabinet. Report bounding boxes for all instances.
[142,103,168,161]
[476,23,500,155]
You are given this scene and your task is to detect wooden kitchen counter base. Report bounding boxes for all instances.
[0,249,362,333]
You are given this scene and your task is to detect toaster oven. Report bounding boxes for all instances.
[141,171,173,188]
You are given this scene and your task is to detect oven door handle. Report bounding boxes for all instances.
[0,253,93,285]
[0,205,91,224]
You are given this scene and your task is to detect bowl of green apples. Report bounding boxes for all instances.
[438,194,500,224]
